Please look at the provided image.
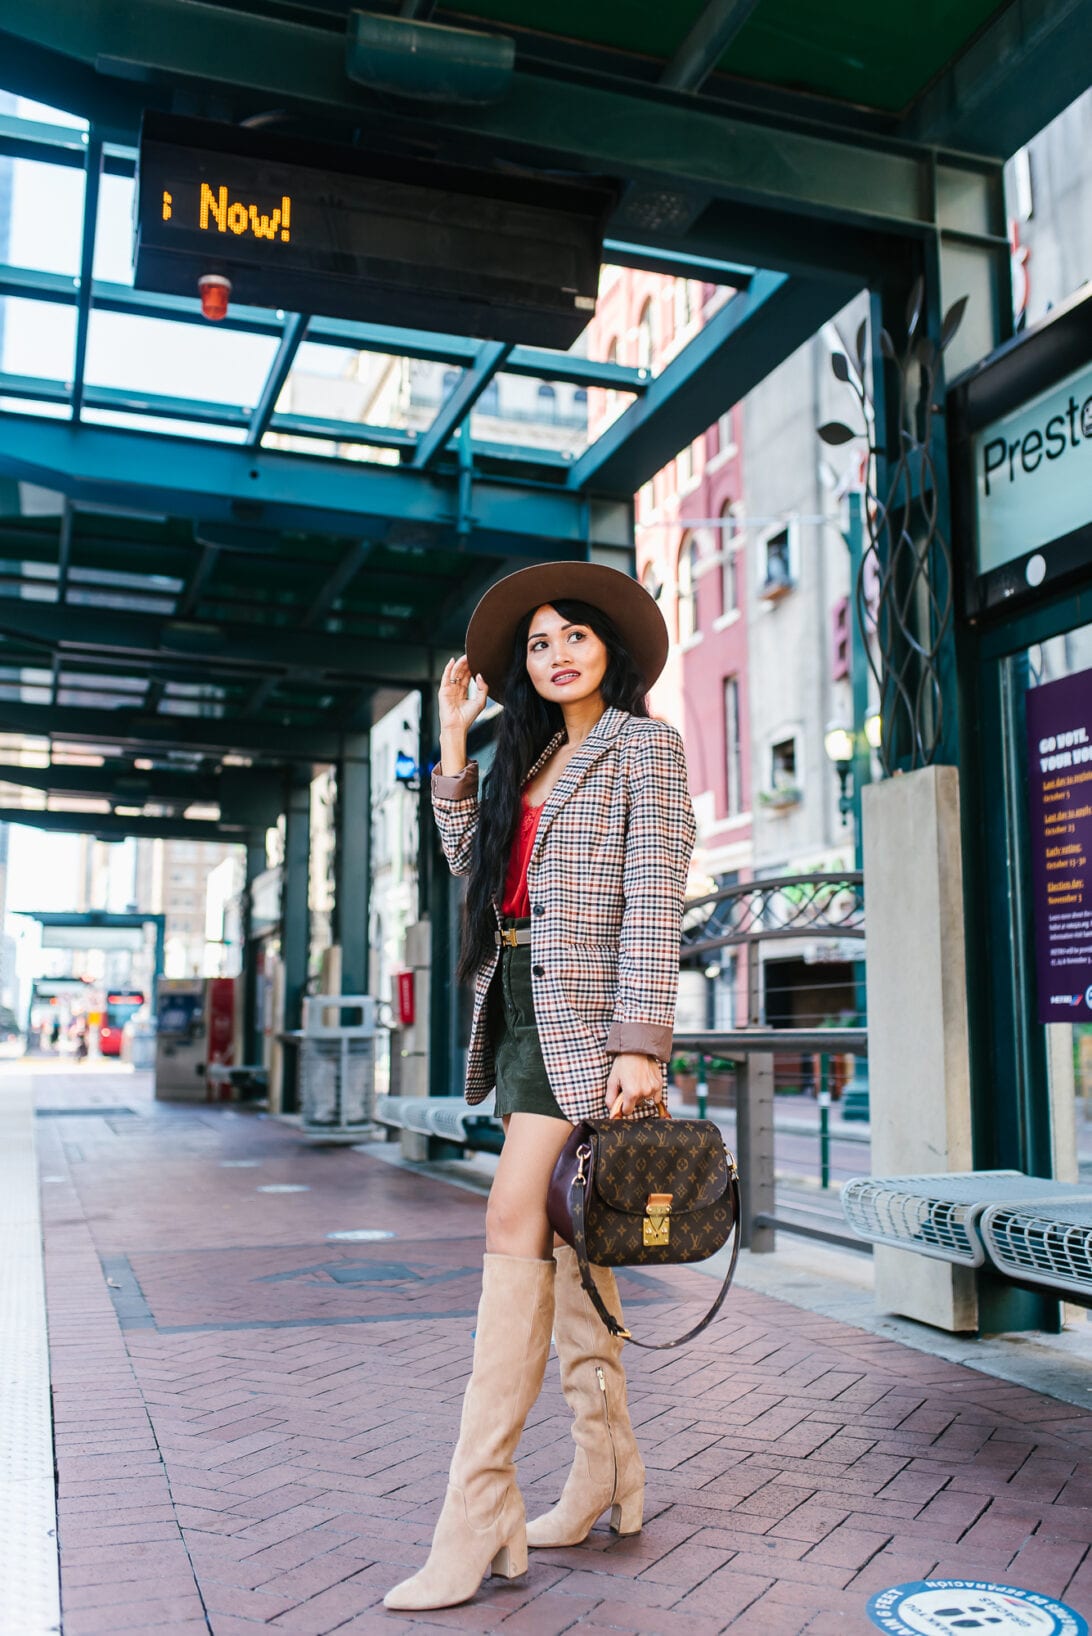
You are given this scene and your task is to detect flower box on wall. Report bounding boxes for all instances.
[757,785,802,813]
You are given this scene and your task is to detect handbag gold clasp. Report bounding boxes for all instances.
[643,1192,672,1247]
[575,1143,592,1185]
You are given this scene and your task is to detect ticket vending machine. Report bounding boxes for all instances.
[154,977,237,1101]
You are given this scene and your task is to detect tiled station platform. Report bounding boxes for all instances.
[15,1064,1092,1634]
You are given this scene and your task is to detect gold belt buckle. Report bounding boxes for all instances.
[643,1192,672,1247]
[500,926,519,948]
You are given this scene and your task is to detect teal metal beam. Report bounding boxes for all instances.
[660,0,763,93]
[603,239,752,286]
[0,806,254,842]
[0,3,989,245]
[0,761,282,821]
[333,735,370,996]
[0,599,435,686]
[0,413,595,552]
[0,700,348,758]
[902,0,1092,160]
[568,270,852,495]
[413,342,511,470]
[247,313,309,447]
[69,133,102,423]
[280,775,311,1111]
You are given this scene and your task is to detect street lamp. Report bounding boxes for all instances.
[823,722,855,826]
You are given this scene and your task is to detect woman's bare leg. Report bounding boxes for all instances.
[486,1113,574,1259]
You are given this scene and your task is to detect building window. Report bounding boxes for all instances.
[478,378,500,417]
[759,524,795,602]
[537,382,557,421]
[637,300,655,372]
[677,534,698,642]
[441,367,460,397]
[724,676,743,815]
[721,504,741,615]
[771,737,797,790]
[642,562,663,604]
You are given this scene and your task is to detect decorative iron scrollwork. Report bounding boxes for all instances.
[818,279,967,775]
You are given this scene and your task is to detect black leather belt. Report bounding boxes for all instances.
[495,925,532,947]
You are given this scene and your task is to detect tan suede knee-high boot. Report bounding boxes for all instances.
[526,1245,644,1547]
[384,1254,555,1612]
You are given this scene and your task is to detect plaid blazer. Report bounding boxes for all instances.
[431,705,696,1124]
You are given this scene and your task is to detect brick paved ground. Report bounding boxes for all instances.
[29,1066,1092,1635]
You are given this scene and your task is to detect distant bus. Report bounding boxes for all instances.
[100,990,145,1058]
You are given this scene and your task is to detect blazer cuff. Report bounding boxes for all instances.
[606,1020,673,1062]
[431,761,479,802]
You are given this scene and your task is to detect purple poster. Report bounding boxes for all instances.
[1026,666,1092,1023]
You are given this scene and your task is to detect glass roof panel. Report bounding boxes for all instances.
[5,158,86,277]
[0,296,77,380]
[83,310,279,407]
[278,345,416,436]
[92,172,137,285]
[82,407,248,443]
[12,96,87,131]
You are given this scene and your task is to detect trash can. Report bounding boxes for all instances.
[298,994,377,1138]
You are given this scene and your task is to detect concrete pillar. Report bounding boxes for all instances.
[335,734,371,997]
[863,765,977,1332]
[280,778,311,1115]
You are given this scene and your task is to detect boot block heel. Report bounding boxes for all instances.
[491,1535,528,1580]
[609,1488,644,1536]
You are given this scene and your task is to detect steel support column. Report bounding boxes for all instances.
[280,777,311,1114]
[241,833,266,1068]
[334,735,371,997]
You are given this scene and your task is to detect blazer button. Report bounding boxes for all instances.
[532,903,545,917]
[532,964,545,978]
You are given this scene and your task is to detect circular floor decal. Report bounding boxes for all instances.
[325,1229,396,1241]
[868,1581,1088,1636]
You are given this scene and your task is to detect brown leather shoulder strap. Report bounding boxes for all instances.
[569,1165,741,1351]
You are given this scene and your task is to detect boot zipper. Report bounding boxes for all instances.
[596,1365,619,1502]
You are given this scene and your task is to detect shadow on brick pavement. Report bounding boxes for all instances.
[28,1065,1092,1635]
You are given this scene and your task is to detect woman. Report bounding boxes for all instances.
[385,561,695,1613]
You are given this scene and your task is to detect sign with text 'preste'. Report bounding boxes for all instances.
[973,358,1092,576]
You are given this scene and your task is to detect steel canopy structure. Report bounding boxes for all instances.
[0,0,1082,788]
[0,0,1086,1125]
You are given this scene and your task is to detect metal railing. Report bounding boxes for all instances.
[672,1030,868,1254]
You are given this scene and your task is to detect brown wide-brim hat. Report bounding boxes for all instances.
[465,560,668,704]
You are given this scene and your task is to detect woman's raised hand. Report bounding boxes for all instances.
[438,655,489,734]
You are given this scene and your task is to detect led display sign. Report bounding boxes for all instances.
[133,113,610,347]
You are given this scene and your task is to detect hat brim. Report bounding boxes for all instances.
[465,561,668,704]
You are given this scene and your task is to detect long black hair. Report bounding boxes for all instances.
[457,598,650,982]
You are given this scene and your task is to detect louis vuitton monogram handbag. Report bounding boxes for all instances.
[547,1105,741,1350]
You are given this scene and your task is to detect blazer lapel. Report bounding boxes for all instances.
[533,706,627,857]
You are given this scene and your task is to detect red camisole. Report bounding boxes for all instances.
[500,796,544,918]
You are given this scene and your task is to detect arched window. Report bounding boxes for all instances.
[478,378,500,417]
[441,367,460,397]
[721,503,742,616]
[636,300,655,373]
[641,561,662,604]
[677,534,698,642]
[537,382,557,422]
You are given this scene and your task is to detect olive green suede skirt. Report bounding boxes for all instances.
[488,921,569,1123]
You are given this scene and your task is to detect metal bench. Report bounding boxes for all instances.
[843,1173,1092,1305]
[841,1172,1092,1269]
[980,1197,1092,1299]
[373,1094,503,1153]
